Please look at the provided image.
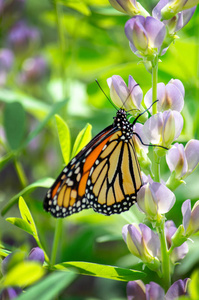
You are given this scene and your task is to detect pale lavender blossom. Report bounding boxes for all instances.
[137,181,175,221]
[122,223,160,269]
[28,247,45,264]
[144,79,184,112]
[143,110,183,148]
[107,75,143,110]
[153,0,196,31]
[182,199,199,236]
[165,220,188,262]
[0,287,22,299]
[127,278,189,299]
[165,278,189,299]
[108,0,149,17]
[19,56,48,84]
[125,16,166,58]
[166,140,199,179]
[160,0,198,20]
[8,21,40,52]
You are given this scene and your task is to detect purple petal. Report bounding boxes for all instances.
[165,278,189,299]
[190,201,199,233]
[28,247,45,264]
[133,123,149,153]
[127,281,146,300]
[143,112,164,144]
[172,242,188,262]
[108,0,126,13]
[107,75,129,107]
[176,7,196,31]
[128,75,143,109]
[150,182,176,214]
[133,20,148,51]
[125,16,146,44]
[144,16,166,48]
[146,282,165,300]
[169,79,185,98]
[144,83,166,112]
[185,139,199,173]
[166,143,188,177]
[140,223,160,257]
[0,288,22,299]
[128,224,143,256]
[181,199,191,231]
[122,224,129,243]
[152,0,169,19]
[162,110,183,143]
[165,83,184,112]
[137,183,158,216]
[129,42,143,57]
[165,220,177,245]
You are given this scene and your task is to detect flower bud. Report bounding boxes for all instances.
[127,280,146,300]
[28,247,45,264]
[182,199,199,236]
[122,223,160,270]
[107,75,143,111]
[144,79,184,113]
[137,181,175,222]
[108,0,149,17]
[125,16,166,59]
[143,110,183,148]
[161,0,198,20]
[166,278,189,299]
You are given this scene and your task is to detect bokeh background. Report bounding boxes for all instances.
[0,0,199,299]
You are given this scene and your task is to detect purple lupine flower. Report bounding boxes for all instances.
[19,56,48,83]
[143,110,183,148]
[8,21,40,52]
[144,79,184,113]
[125,16,166,58]
[161,0,198,20]
[0,49,14,72]
[107,75,143,111]
[122,223,160,269]
[153,0,196,31]
[137,181,175,221]
[165,220,188,262]
[166,140,199,179]
[28,247,45,264]
[165,278,189,299]
[108,0,149,17]
[127,279,189,300]
[182,199,199,236]
[0,287,22,299]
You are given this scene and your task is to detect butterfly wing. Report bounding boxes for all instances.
[85,130,142,215]
[43,125,117,217]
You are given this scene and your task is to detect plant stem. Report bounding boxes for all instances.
[13,158,28,189]
[51,218,63,266]
[157,219,171,291]
[54,0,67,98]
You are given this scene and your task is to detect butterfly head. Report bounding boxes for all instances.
[113,109,133,140]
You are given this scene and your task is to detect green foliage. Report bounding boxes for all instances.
[55,114,71,164]
[71,123,92,158]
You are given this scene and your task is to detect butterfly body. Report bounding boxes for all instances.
[44,109,142,218]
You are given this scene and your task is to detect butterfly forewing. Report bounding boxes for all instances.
[44,109,143,218]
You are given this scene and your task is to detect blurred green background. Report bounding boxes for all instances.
[0,0,199,299]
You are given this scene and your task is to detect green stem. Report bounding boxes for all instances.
[54,0,67,98]
[51,218,63,266]
[157,219,171,291]
[13,158,28,189]
[35,237,50,264]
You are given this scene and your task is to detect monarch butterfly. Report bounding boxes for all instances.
[44,108,147,218]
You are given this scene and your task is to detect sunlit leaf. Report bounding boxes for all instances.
[3,102,26,150]
[1,177,54,216]
[6,218,34,236]
[54,261,146,281]
[3,261,45,287]
[58,0,91,16]
[189,270,199,300]
[71,123,92,158]
[55,114,71,164]
[18,196,37,237]
[16,271,76,300]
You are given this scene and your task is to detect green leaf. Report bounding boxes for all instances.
[71,123,92,158]
[3,261,45,287]
[189,270,199,300]
[58,0,91,16]
[55,114,71,165]
[54,261,146,282]
[16,271,76,300]
[23,99,68,148]
[6,218,34,235]
[19,196,38,237]
[1,177,54,216]
[3,102,26,150]
[0,152,14,171]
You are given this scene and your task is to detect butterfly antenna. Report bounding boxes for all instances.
[132,100,158,126]
[95,79,117,110]
[121,83,140,110]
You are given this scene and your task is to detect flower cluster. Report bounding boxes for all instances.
[107,0,199,295]
[0,1,48,88]
[109,0,196,66]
